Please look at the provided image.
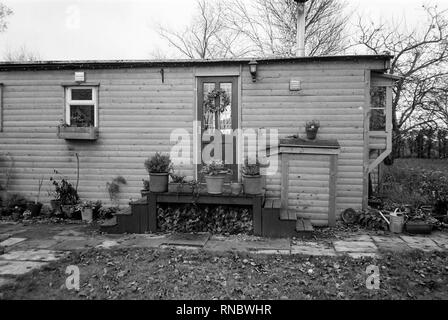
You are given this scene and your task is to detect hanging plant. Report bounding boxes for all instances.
[203,88,230,114]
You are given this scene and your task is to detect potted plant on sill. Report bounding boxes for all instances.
[201,161,232,195]
[27,176,44,217]
[305,120,320,140]
[241,158,263,195]
[144,153,172,193]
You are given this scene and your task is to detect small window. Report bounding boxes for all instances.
[65,86,98,127]
[370,86,386,131]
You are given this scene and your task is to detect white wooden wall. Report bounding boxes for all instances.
[0,58,386,215]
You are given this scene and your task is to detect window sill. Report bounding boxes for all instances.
[57,126,99,141]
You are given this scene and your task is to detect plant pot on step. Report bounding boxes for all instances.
[61,205,75,219]
[27,202,43,217]
[149,173,169,193]
[140,190,150,197]
[306,129,318,140]
[205,175,226,194]
[242,175,262,195]
[81,208,93,223]
[230,182,243,195]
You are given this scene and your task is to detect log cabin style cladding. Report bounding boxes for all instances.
[0,55,395,226]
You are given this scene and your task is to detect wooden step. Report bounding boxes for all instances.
[113,206,132,216]
[295,218,314,232]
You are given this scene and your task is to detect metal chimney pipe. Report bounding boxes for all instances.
[294,0,308,57]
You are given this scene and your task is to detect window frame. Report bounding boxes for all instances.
[64,85,99,127]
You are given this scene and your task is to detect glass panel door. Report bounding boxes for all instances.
[197,77,239,182]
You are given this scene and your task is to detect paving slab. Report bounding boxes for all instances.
[162,233,211,247]
[14,239,61,250]
[347,252,381,259]
[120,235,168,248]
[0,249,66,262]
[333,241,377,253]
[204,237,290,253]
[342,235,373,242]
[400,236,442,252]
[52,238,103,251]
[371,236,411,251]
[160,245,201,251]
[0,260,47,276]
[430,236,448,250]
[96,240,120,249]
[291,242,337,256]
[252,249,291,255]
[56,229,87,237]
[0,237,27,247]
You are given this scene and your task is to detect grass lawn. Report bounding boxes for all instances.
[2,248,448,300]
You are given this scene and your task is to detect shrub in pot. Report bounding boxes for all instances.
[50,173,79,218]
[201,161,232,194]
[144,153,172,193]
[141,179,150,197]
[305,120,320,140]
[77,201,94,223]
[242,158,263,195]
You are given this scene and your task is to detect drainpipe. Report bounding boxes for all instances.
[294,0,308,57]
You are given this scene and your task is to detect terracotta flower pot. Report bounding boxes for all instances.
[242,175,262,195]
[149,173,169,193]
[205,175,226,194]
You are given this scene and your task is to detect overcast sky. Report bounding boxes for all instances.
[0,0,447,61]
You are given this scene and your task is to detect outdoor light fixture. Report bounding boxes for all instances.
[249,60,258,82]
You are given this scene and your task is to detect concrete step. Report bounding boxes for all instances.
[99,217,119,234]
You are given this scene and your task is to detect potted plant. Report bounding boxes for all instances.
[241,158,263,195]
[201,161,232,194]
[404,207,433,234]
[50,172,79,218]
[230,182,243,195]
[78,201,94,223]
[305,120,320,140]
[168,173,193,193]
[107,176,127,206]
[28,177,44,217]
[144,153,172,193]
[141,179,150,197]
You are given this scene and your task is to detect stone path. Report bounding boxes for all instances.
[1,222,448,290]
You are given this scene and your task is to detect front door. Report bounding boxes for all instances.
[197,77,239,181]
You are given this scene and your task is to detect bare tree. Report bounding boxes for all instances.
[223,0,351,57]
[0,2,12,32]
[3,45,41,62]
[156,0,350,59]
[355,6,448,151]
[157,0,249,59]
